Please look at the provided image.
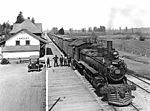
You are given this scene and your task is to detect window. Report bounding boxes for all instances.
[26,40,30,45]
[16,40,20,46]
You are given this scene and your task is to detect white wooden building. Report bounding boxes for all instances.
[1,19,48,59]
[2,29,47,58]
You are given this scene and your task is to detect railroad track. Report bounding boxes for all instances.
[110,103,140,111]
[75,70,141,111]
[84,78,141,111]
[126,73,150,94]
[130,103,140,111]
[127,72,150,85]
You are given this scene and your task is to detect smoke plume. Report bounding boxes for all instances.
[107,5,146,29]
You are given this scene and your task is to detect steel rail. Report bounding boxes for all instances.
[128,79,150,93]
[130,103,140,111]
[127,73,150,86]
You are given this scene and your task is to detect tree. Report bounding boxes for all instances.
[0,24,2,35]
[91,32,98,43]
[93,27,97,31]
[88,27,92,32]
[125,26,128,32]
[81,28,86,32]
[99,26,106,32]
[2,22,6,30]
[51,27,58,34]
[31,17,35,23]
[58,27,65,35]
[15,11,25,23]
[69,28,73,33]
[1,22,12,36]
[139,36,145,41]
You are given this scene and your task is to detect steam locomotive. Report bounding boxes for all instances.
[49,34,136,106]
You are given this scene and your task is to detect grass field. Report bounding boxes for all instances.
[112,39,150,57]
[96,34,150,79]
[96,34,150,57]
[111,37,150,79]
[124,57,150,80]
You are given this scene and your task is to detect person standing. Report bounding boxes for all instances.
[63,56,67,66]
[19,57,21,63]
[37,58,39,64]
[47,57,50,68]
[59,55,63,66]
[53,55,58,67]
[67,55,71,67]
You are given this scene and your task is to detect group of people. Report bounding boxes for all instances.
[46,55,71,68]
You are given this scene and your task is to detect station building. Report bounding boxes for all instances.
[1,19,48,59]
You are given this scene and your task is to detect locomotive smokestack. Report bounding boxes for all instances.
[107,41,113,52]
[107,41,113,57]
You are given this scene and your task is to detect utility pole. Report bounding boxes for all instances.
[45,44,48,111]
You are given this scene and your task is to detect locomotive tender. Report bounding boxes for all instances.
[49,33,136,106]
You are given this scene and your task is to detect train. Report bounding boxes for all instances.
[48,33,136,106]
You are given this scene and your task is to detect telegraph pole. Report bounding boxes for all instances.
[45,44,48,111]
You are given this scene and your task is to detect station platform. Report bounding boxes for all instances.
[48,67,103,111]
[47,35,103,111]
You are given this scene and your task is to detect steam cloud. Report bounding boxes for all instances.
[107,5,146,29]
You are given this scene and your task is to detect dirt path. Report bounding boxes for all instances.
[0,63,46,111]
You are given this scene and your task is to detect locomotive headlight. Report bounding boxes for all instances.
[115,69,120,74]
[112,61,118,65]
[29,64,32,66]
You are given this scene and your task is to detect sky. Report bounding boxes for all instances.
[0,0,150,30]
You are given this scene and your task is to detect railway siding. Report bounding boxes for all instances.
[126,74,150,111]
[126,74,150,93]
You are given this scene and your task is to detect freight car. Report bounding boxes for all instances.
[49,34,136,106]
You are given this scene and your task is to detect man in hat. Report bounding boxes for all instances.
[53,55,59,67]
[47,57,50,68]
[59,55,63,66]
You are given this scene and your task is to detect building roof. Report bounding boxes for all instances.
[2,45,40,52]
[69,39,91,47]
[80,49,98,57]
[8,29,48,44]
[10,19,42,34]
[35,23,42,31]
